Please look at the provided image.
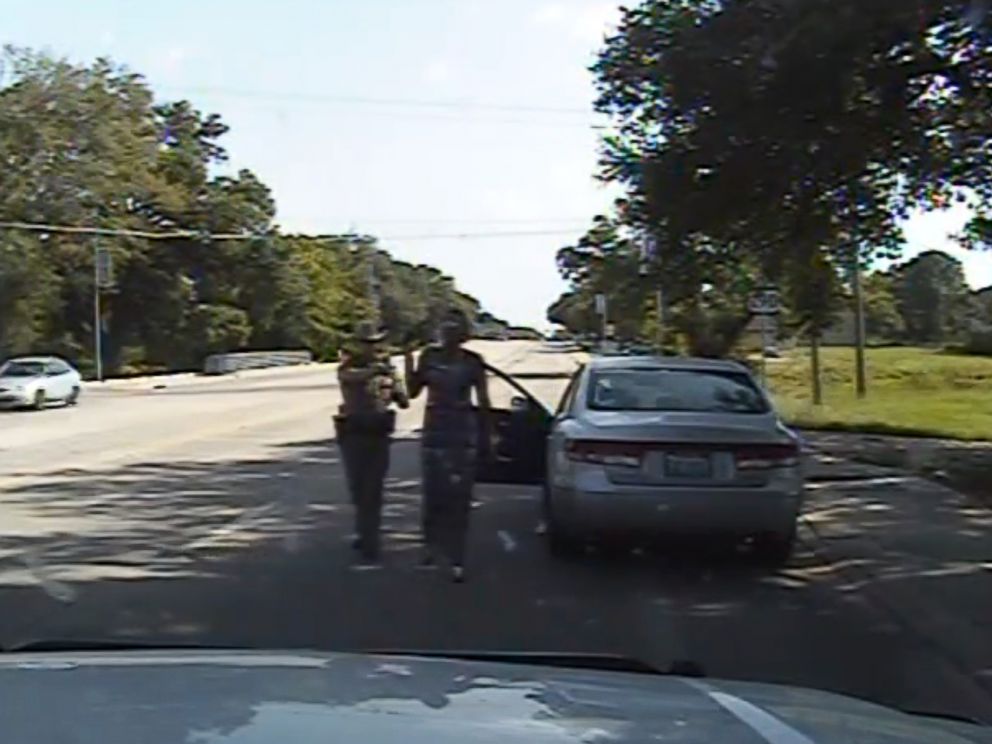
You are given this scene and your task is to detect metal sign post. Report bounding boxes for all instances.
[748,288,781,388]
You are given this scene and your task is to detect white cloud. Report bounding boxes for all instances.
[531,3,567,25]
[902,206,991,289]
[160,46,190,74]
[570,3,621,43]
[530,2,619,43]
[422,60,452,85]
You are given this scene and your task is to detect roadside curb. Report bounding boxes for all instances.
[801,430,992,509]
[83,362,333,392]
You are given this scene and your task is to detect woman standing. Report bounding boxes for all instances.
[404,308,492,582]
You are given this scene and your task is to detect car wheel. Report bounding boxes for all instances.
[67,387,80,406]
[753,528,796,566]
[32,389,46,411]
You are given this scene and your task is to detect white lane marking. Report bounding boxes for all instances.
[497,530,517,553]
[686,681,815,744]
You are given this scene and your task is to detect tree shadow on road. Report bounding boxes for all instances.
[0,433,823,646]
[1,436,988,723]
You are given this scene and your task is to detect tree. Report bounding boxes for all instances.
[552,210,772,356]
[784,249,845,404]
[892,250,974,344]
[547,290,600,337]
[863,271,906,341]
[0,49,495,373]
[586,1,991,353]
[972,286,992,324]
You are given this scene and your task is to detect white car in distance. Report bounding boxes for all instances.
[0,356,82,410]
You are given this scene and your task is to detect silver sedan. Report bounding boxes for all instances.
[0,356,82,410]
[543,356,804,562]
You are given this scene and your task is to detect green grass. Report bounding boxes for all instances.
[765,346,992,441]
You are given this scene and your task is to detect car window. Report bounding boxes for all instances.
[587,367,769,414]
[47,361,68,375]
[0,361,46,377]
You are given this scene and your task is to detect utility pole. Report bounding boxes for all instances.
[94,256,102,382]
[655,287,665,354]
[595,293,608,341]
[348,229,380,324]
[852,245,867,398]
[811,327,823,405]
[93,242,112,382]
[367,255,380,319]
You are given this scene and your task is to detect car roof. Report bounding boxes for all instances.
[587,355,750,373]
[4,356,58,364]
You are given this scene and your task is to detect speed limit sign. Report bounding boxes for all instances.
[748,289,781,315]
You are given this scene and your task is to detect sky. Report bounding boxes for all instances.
[2,0,989,326]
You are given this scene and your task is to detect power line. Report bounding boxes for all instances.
[377,228,581,241]
[155,84,592,117]
[0,220,583,242]
[281,216,591,226]
[0,104,601,130]
[0,221,253,241]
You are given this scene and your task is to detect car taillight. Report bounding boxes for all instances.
[735,443,800,470]
[565,440,642,468]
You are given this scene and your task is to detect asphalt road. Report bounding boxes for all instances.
[0,341,989,724]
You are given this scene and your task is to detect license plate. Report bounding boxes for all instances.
[664,455,712,478]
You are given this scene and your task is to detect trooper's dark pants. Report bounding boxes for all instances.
[337,431,391,559]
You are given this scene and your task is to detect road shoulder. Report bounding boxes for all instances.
[801,446,992,714]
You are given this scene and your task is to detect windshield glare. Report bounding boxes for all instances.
[588,368,768,414]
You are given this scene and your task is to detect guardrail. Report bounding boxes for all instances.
[203,350,314,375]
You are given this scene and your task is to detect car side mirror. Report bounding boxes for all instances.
[510,395,530,412]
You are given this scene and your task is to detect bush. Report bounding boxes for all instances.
[962,329,992,356]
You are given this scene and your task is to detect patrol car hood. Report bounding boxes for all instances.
[2,650,989,743]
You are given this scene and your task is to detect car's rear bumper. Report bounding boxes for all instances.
[549,469,803,538]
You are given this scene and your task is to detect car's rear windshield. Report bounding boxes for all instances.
[0,361,46,377]
[587,367,769,414]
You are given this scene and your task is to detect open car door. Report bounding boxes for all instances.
[475,363,552,485]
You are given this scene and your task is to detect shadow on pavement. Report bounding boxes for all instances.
[0,437,989,723]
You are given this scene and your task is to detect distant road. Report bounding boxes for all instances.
[0,341,576,478]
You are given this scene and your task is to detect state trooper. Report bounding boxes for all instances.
[334,321,409,565]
